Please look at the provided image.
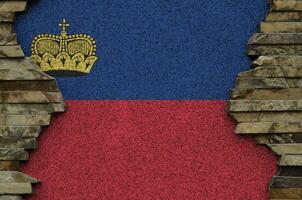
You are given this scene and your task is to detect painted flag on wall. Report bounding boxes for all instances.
[17,0,275,199]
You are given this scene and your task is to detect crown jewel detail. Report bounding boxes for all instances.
[31,18,98,76]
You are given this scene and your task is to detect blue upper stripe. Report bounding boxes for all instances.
[16,0,267,100]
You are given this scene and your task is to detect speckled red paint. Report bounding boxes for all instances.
[23,100,276,200]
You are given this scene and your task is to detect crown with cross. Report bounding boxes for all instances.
[31,18,98,76]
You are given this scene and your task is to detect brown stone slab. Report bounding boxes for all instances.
[0,80,59,92]
[261,22,302,33]
[0,138,36,149]
[0,33,16,45]
[229,100,302,112]
[248,33,302,45]
[235,122,302,134]
[0,171,38,183]
[267,135,302,144]
[0,45,23,57]
[271,0,302,11]
[270,176,302,188]
[238,66,302,78]
[0,23,13,35]
[0,12,14,22]
[236,78,302,89]
[0,91,63,103]
[279,155,302,166]
[0,148,27,161]
[269,144,302,155]
[247,45,302,56]
[0,195,22,200]
[0,58,42,69]
[230,111,302,122]
[0,172,38,194]
[0,68,54,80]
[253,133,302,145]
[266,11,302,21]
[257,135,300,144]
[0,161,20,171]
[255,134,297,144]
[0,115,51,126]
[0,126,41,138]
[231,88,302,100]
[0,103,65,114]
[0,1,27,12]
[253,56,302,67]
[271,188,302,199]
[0,183,32,194]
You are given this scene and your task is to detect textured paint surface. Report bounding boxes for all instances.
[15,0,267,100]
[23,101,276,200]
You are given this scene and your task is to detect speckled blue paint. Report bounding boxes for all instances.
[15,0,267,100]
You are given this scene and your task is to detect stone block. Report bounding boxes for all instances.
[269,144,302,155]
[231,111,302,122]
[0,1,27,12]
[231,88,302,100]
[238,66,302,78]
[229,100,302,112]
[0,148,28,161]
[0,80,59,92]
[270,176,302,188]
[271,188,302,199]
[0,68,54,81]
[249,33,302,45]
[0,195,22,200]
[0,45,23,58]
[0,58,44,69]
[236,122,302,134]
[271,0,302,11]
[247,44,302,56]
[236,78,302,89]
[0,12,14,22]
[266,11,302,22]
[0,171,37,183]
[0,183,32,195]
[0,138,36,149]
[255,134,297,144]
[0,161,20,171]
[0,91,63,103]
[261,22,302,33]
[0,33,16,45]
[279,155,302,166]
[0,115,51,126]
[0,126,41,138]
[0,103,65,114]
[0,23,12,35]
[253,56,302,67]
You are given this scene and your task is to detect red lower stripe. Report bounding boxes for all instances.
[23,100,276,200]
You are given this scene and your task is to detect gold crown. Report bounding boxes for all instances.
[31,18,98,76]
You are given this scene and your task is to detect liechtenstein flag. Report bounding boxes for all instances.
[16,1,275,199]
